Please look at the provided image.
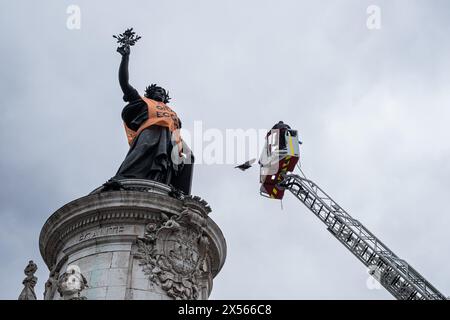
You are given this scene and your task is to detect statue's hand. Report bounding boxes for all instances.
[117,45,130,56]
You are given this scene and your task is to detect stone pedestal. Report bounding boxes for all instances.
[39,180,226,300]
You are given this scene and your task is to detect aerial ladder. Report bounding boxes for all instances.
[258,124,447,300]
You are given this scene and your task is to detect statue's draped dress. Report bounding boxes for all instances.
[113,87,193,194]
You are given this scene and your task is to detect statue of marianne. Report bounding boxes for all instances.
[103,29,194,195]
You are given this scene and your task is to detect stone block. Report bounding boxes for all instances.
[109,268,128,286]
[85,287,107,300]
[111,251,130,269]
[106,286,126,300]
[93,242,132,254]
[131,274,150,290]
[130,289,163,300]
[90,268,109,287]
[131,258,147,279]
[72,252,113,273]
[67,246,98,264]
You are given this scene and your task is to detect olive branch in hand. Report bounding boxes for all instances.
[113,28,142,49]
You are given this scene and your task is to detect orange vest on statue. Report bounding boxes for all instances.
[124,97,182,150]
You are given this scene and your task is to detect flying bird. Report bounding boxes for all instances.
[235,158,256,171]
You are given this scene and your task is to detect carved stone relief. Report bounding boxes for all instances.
[135,207,211,300]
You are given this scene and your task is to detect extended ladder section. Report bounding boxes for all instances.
[281,174,446,300]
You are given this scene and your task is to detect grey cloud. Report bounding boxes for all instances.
[1,0,449,299]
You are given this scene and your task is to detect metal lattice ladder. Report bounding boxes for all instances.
[280,174,446,300]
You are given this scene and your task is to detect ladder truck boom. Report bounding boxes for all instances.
[280,173,447,300]
[258,122,446,299]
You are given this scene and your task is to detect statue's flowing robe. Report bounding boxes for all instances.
[113,88,193,194]
[18,276,37,300]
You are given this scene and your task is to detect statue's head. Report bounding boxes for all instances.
[59,265,88,295]
[145,84,171,104]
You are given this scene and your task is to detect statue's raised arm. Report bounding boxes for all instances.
[113,28,141,97]
[104,28,194,196]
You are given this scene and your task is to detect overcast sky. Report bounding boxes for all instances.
[1,0,450,299]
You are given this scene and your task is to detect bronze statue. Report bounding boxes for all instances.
[104,29,194,194]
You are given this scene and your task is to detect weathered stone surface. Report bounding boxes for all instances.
[90,269,110,287]
[85,287,107,300]
[106,286,127,300]
[109,268,128,286]
[18,260,38,300]
[130,289,165,300]
[57,264,89,300]
[111,252,130,269]
[39,180,226,300]
[74,253,114,273]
